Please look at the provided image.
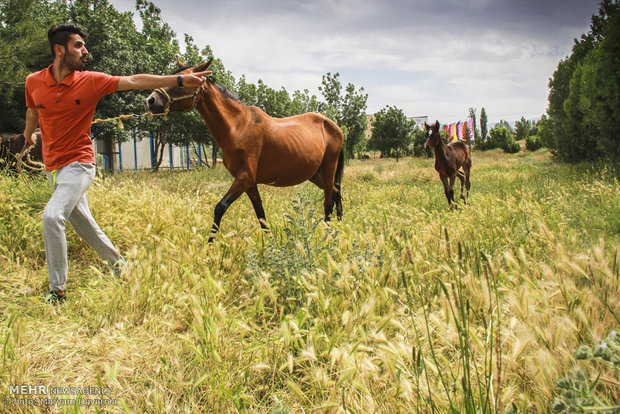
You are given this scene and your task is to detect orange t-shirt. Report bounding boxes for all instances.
[25,65,120,171]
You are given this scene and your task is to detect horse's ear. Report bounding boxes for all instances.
[434,120,439,129]
[194,58,214,72]
[177,58,185,68]
[424,122,429,130]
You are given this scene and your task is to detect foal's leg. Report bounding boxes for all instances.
[246,186,268,230]
[457,170,466,203]
[209,177,249,242]
[440,174,452,207]
[448,175,457,209]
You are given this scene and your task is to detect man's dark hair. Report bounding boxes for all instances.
[48,24,88,59]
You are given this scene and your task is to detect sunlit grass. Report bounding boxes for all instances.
[1,149,618,412]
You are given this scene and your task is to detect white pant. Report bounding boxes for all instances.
[43,162,122,292]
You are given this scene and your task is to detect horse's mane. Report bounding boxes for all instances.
[171,66,242,104]
[211,80,241,103]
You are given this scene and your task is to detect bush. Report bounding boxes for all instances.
[475,126,520,153]
[526,135,543,151]
[552,331,619,413]
[505,140,521,154]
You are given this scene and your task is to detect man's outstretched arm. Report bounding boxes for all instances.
[116,71,211,91]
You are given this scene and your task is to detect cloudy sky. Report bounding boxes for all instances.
[109,0,599,124]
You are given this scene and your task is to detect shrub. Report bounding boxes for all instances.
[552,331,619,413]
[476,126,520,153]
[505,140,521,154]
[526,135,543,151]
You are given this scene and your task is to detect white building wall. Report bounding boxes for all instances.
[96,137,202,172]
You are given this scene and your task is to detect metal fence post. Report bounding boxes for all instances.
[133,128,138,170]
[149,132,154,169]
[118,138,123,172]
[169,142,174,169]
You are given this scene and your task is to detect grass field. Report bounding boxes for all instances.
[1,149,619,413]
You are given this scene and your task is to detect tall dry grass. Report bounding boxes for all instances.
[1,149,618,413]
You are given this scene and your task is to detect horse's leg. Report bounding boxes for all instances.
[457,170,466,203]
[334,150,344,220]
[333,187,343,220]
[463,163,471,202]
[246,185,268,230]
[209,177,249,242]
[309,169,336,221]
[309,172,332,221]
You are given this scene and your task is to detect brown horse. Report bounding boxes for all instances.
[425,120,471,208]
[145,60,344,241]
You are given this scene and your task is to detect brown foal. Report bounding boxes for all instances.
[424,120,471,208]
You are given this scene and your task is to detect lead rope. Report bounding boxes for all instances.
[15,110,170,192]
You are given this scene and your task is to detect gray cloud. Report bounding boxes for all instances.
[109,0,599,122]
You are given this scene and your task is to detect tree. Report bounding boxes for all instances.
[537,114,554,150]
[578,6,620,161]
[514,116,532,141]
[126,0,180,171]
[319,72,367,159]
[256,80,291,118]
[468,107,478,141]
[289,89,321,115]
[495,120,513,133]
[340,82,368,159]
[367,105,414,161]
[480,107,488,142]
[411,125,429,157]
[545,0,619,162]
[546,34,596,161]
[318,72,342,119]
[0,0,56,132]
[236,77,294,118]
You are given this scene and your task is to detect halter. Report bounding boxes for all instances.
[153,84,207,114]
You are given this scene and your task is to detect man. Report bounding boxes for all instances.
[22,23,210,304]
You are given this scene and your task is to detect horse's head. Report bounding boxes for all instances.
[424,120,441,150]
[145,59,212,115]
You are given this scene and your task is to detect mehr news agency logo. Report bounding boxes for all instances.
[7,384,117,407]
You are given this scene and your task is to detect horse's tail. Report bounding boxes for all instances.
[335,148,344,191]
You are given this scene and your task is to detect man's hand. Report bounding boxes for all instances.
[180,70,211,87]
[24,132,38,146]
[22,107,39,145]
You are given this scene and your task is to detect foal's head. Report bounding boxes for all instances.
[424,120,441,150]
[145,59,212,114]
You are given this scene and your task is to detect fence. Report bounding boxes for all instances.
[95,129,211,172]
